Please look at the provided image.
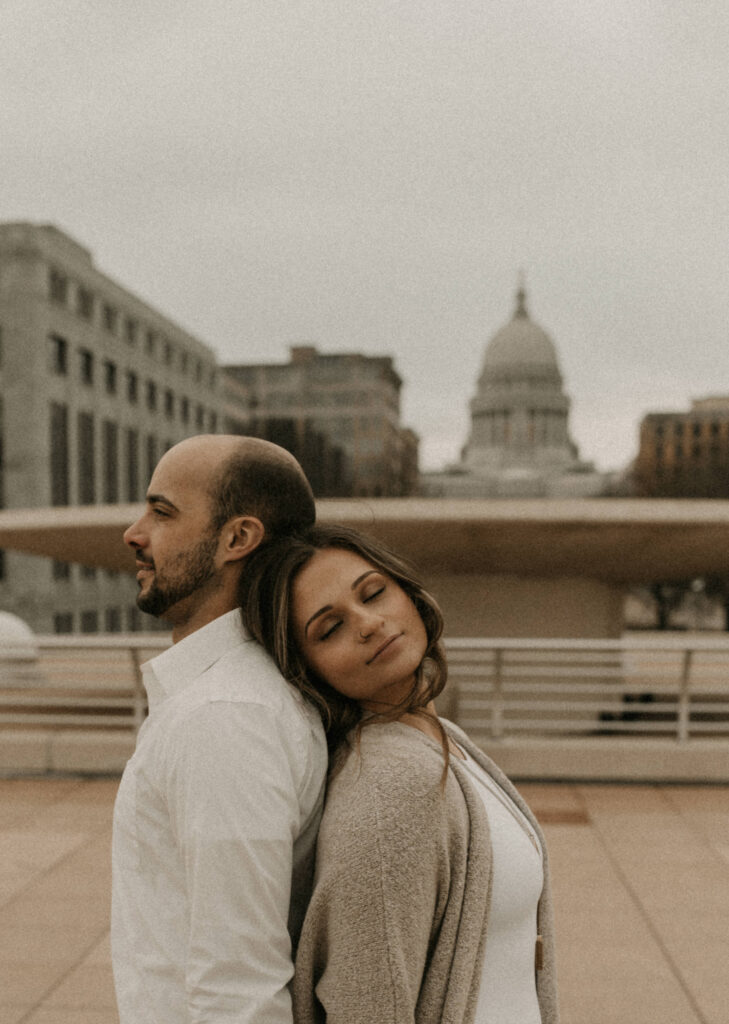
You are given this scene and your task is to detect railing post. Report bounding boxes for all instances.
[677,648,693,743]
[492,648,504,739]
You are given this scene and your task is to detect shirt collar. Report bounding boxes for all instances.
[142,608,251,709]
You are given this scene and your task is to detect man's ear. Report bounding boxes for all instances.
[220,516,265,564]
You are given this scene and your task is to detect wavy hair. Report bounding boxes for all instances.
[238,524,449,756]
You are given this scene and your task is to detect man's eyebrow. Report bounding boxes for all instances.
[303,570,380,636]
[146,493,178,512]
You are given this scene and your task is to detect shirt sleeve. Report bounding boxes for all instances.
[165,700,303,1024]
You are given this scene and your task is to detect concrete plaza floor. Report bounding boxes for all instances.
[1,776,727,1024]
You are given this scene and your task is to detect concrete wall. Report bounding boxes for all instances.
[426,572,625,638]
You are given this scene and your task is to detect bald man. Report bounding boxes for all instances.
[111,435,327,1024]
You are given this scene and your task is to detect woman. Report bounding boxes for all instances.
[239,525,559,1024]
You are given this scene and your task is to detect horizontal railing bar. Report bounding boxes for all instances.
[0,714,135,727]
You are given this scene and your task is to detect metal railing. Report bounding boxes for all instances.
[0,635,169,738]
[2,634,729,746]
[446,635,729,743]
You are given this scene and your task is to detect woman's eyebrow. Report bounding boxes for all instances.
[304,571,381,636]
[351,570,378,589]
[304,605,333,636]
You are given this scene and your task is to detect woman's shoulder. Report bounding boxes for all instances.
[318,722,467,868]
[323,721,465,833]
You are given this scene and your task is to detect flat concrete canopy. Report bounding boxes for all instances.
[3,498,729,583]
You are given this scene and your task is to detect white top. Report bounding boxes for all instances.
[460,751,544,1024]
[111,609,328,1024]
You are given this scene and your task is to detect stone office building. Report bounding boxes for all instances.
[633,396,729,497]
[0,222,220,633]
[224,345,419,497]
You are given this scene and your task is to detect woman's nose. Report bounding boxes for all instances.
[356,609,383,641]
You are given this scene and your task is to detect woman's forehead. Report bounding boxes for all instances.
[293,548,379,608]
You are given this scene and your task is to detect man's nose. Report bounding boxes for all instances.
[123,518,145,550]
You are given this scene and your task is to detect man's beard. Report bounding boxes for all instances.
[136,535,220,619]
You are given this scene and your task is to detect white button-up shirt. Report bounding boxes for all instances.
[111,610,328,1024]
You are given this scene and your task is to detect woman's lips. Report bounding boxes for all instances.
[367,633,403,664]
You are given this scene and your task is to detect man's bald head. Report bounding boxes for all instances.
[184,434,316,539]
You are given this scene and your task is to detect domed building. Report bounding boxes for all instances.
[423,281,606,497]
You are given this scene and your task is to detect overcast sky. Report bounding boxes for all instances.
[3,1,727,471]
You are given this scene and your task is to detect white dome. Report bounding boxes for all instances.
[483,286,556,374]
[0,611,38,658]
[482,312,559,371]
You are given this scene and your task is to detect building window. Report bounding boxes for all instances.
[125,317,138,344]
[146,380,158,411]
[209,411,217,432]
[195,404,204,429]
[126,428,139,501]
[164,389,175,419]
[76,285,94,320]
[103,420,119,502]
[105,607,122,633]
[48,334,68,375]
[49,267,68,304]
[163,340,173,365]
[104,360,117,395]
[80,610,99,633]
[126,370,138,404]
[50,402,70,506]
[79,348,94,385]
[54,612,74,634]
[146,434,157,479]
[52,560,71,580]
[180,397,190,424]
[81,565,97,579]
[180,351,188,374]
[103,303,118,334]
[77,411,95,504]
[0,398,4,552]
[127,605,141,632]
[145,330,156,356]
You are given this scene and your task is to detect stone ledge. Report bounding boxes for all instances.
[0,730,134,776]
[480,736,729,783]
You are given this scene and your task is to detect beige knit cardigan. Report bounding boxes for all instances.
[292,719,559,1024]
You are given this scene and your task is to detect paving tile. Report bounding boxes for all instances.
[543,821,703,1024]
[25,1010,119,1024]
[0,829,90,879]
[1,1007,30,1024]
[516,782,589,823]
[28,833,112,903]
[41,962,117,1008]
[0,779,82,828]
[0,959,72,1010]
[0,896,108,962]
[80,930,111,966]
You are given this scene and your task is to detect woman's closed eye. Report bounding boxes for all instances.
[319,619,343,642]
